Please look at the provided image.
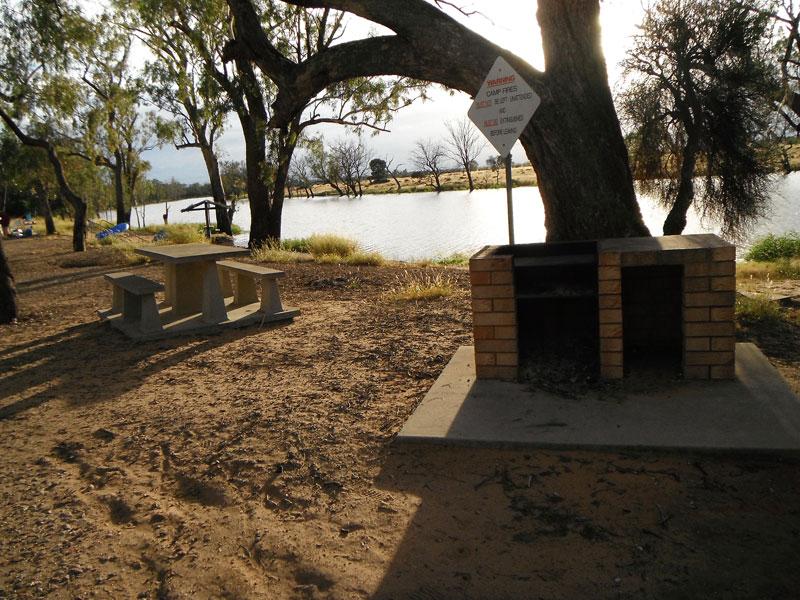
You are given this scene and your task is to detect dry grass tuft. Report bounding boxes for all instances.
[387,269,456,301]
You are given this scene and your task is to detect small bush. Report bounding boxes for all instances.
[306,234,359,258]
[387,270,455,301]
[736,294,783,323]
[252,241,314,263]
[281,237,310,252]
[345,251,384,266]
[430,253,470,266]
[745,233,800,262]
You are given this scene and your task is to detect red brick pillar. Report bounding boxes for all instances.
[469,250,518,381]
[598,251,623,379]
[683,245,736,379]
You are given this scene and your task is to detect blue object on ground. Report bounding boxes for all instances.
[96,222,129,240]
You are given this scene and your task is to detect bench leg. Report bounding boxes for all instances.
[122,292,163,334]
[111,286,124,314]
[260,279,285,314]
[234,273,260,306]
[122,290,142,323]
[218,266,234,298]
[139,294,163,334]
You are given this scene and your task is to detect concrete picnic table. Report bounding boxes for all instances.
[135,243,249,323]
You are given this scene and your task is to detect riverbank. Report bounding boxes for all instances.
[298,164,539,197]
[2,235,800,599]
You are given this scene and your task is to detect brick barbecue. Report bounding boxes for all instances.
[469,234,736,381]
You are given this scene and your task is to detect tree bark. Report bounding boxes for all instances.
[663,135,699,235]
[228,0,650,241]
[465,164,474,192]
[33,181,57,235]
[0,238,17,324]
[113,150,128,224]
[200,145,233,235]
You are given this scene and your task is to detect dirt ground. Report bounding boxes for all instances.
[1,235,799,600]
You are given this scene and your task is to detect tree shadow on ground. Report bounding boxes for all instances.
[369,444,800,600]
[0,318,292,420]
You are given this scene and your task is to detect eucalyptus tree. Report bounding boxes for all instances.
[0,127,58,234]
[619,0,779,237]
[444,118,485,192]
[225,0,651,241]
[120,0,235,233]
[0,0,95,251]
[127,0,423,246]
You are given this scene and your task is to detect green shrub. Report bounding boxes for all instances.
[280,237,310,252]
[736,294,783,323]
[745,233,800,262]
[431,253,470,266]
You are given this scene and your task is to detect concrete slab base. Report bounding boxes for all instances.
[100,297,299,341]
[397,344,800,454]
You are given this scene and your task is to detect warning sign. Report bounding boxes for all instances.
[468,56,540,157]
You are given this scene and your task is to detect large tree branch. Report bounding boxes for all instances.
[225,0,545,128]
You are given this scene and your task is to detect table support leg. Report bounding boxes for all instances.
[202,261,228,323]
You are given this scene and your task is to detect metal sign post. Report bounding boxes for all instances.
[505,154,515,245]
[468,56,541,245]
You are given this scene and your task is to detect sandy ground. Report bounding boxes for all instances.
[1,235,799,600]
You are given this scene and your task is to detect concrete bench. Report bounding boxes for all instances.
[104,273,164,334]
[216,260,287,315]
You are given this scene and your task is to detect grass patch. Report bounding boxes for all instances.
[88,236,148,266]
[306,234,359,258]
[252,241,314,264]
[387,270,455,301]
[131,223,207,244]
[253,234,385,266]
[431,252,470,266]
[745,233,800,262]
[737,259,800,281]
[736,294,784,324]
[29,216,72,236]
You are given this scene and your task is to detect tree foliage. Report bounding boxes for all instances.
[620,0,780,237]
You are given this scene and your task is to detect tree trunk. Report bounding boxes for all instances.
[0,238,17,324]
[200,144,233,235]
[465,163,475,192]
[113,151,128,224]
[432,173,442,193]
[72,201,87,252]
[519,0,648,241]
[663,136,699,235]
[34,181,57,235]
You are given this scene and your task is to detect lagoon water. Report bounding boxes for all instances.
[119,173,800,260]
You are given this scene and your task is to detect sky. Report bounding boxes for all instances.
[144,0,646,184]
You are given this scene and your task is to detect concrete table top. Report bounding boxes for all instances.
[135,243,249,264]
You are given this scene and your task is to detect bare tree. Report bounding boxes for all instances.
[330,137,370,196]
[289,154,316,198]
[386,158,403,192]
[444,118,486,192]
[412,140,448,193]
